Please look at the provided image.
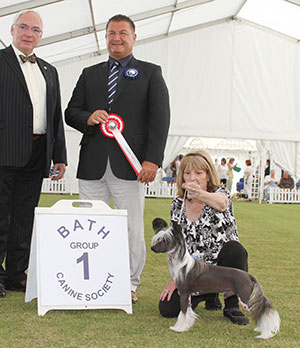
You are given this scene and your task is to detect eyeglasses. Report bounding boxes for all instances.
[14,23,42,35]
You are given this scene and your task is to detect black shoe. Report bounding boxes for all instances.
[191,294,208,309]
[223,307,249,325]
[5,280,27,292]
[205,293,222,311]
[0,283,6,298]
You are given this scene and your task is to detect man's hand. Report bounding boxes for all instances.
[137,161,158,183]
[87,110,109,126]
[50,163,66,180]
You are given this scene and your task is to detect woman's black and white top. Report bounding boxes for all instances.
[171,186,239,264]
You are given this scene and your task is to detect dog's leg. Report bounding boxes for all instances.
[170,294,198,332]
[244,282,280,339]
[234,275,280,339]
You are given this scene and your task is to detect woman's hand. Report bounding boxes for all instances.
[183,182,204,200]
[182,182,228,212]
[160,279,177,302]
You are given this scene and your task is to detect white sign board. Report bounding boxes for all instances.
[25,200,132,316]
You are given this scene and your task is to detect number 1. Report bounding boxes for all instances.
[77,252,90,280]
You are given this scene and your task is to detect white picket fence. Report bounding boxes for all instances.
[144,181,177,198]
[41,179,72,194]
[42,178,177,198]
[41,179,300,203]
[269,188,300,204]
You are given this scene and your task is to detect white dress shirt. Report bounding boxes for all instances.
[12,44,47,134]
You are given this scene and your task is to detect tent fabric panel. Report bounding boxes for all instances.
[164,23,233,137]
[231,21,300,141]
[170,0,244,32]
[92,0,175,25]
[239,0,300,40]
[271,141,300,180]
[36,33,99,63]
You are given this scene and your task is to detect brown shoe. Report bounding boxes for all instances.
[5,280,27,292]
[131,291,138,304]
[0,283,6,298]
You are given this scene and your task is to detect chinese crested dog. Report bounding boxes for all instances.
[151,218,280,339]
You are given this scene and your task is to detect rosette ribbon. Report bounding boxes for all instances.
[100,114,142,175]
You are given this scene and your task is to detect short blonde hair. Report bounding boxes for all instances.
[176,150,220,198]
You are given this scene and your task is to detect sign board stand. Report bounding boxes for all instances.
[25,200,132,316]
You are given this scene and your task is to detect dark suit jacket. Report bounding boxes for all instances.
[0,45,67,176]
[65,56,170,180]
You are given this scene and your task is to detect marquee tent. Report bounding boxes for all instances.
[1,0,300,188]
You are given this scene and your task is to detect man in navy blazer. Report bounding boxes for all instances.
[65,14,170,303]
[0,10,67,298]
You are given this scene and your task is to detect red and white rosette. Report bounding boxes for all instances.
[100,114,142,175]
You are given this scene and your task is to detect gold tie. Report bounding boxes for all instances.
[19,54,36,63]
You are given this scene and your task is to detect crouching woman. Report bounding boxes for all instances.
[159,150,249,325]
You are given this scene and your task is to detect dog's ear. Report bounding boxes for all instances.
[152,218,168,233]
[171,221,182,235]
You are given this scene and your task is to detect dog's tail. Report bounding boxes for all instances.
[247,280,280,339]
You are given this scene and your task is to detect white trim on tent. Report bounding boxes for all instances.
[54,17,230,66]
[36,0,214,48]
[0,0,63,17]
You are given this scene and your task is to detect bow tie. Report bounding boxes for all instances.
[19,54,36,64]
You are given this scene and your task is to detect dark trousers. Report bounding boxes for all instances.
[0,136,46,285]
[159,240,248,317]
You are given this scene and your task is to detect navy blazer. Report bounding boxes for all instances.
[0,45,67,176]
[65,56,170,180]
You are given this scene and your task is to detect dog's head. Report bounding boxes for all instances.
[151,218,184,254]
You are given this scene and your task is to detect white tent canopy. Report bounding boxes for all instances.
[1,0,300,183]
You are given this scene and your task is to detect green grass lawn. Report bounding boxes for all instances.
[0,195,299,348]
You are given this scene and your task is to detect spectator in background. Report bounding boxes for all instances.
[214,158,219,168]
[226,157,236,192]
[263,169,279,202]
[218,158,228,186]
[163,164,175,184]
[165,164,173,178]
[243,160,253,201]
[170,160,177,179]
[236,178,244,192]
[279,171,294,189]
[215,158,220,178]
[264,159,270,177]
[175,154,183,177]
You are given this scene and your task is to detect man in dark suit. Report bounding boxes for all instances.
[65,14,170,303]
[0,10,67,298]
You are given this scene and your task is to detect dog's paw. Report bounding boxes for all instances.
[169,325,189,332]
[169,323,190,332]
[152,218,168,233]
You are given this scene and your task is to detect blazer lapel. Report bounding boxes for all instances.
[3,46,30,96]
[36,57,52,119]
[97,61,109,100]
[37,58,50,82]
